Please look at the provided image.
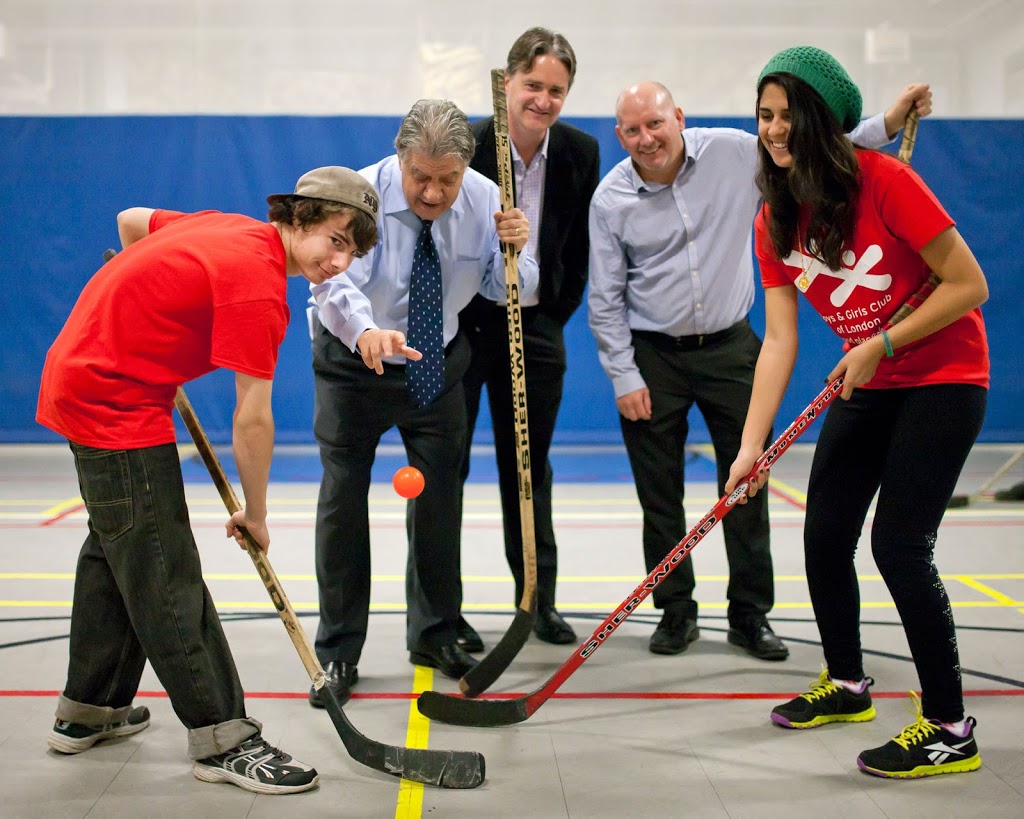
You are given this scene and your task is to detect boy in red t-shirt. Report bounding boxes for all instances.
[36,167,403,795]
[726,48,989,779]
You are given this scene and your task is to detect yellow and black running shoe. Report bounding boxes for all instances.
[771,667,876,729]
[857,692,981,779]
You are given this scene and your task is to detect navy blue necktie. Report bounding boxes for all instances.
[405,219,444,407]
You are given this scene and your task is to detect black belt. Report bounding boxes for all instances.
[631,321,744,352]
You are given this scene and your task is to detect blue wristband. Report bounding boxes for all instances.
[881,330,894,357]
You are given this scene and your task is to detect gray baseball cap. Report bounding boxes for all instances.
[267,166,379,219]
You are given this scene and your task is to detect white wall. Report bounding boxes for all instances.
[1,0,1022,116]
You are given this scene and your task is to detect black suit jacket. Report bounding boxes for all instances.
[469,118,600,325]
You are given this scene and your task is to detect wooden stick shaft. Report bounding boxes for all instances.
[173,387,325,686]
[490,68,537,610]
[898,109,920,164]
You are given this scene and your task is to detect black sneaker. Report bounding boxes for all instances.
[771,668,876,729]
[857,692,982,779]
[48,706,151,754]
[649,609,699,655]
[193,734,319,794]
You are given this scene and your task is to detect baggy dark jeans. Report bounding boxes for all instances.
[58,441,260,759]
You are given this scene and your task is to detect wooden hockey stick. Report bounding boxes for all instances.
[173,388,485,788]
[454,69,540,698]
[100,249,484,787]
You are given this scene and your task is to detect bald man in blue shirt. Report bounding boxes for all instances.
[588,80,931,661]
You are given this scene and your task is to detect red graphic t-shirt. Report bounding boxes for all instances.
[755,149,989,389]
[37,210,289,448]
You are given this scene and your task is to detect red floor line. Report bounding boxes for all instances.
[4,688,1022,700]
[767,483,806,511]
[40,503,86,527]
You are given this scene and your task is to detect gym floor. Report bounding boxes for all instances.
[1,442,1022,818]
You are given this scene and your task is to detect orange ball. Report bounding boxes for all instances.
[392,466,425,499]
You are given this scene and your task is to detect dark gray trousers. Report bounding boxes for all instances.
[620,320,774,625]
[460,301,567,608]
[312,325,470,664]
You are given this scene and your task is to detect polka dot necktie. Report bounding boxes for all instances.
[405,219,445,407]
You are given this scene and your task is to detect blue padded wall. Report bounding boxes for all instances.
[1,115,1020,444]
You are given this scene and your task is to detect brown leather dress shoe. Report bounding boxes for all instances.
[309,661,358,708]
[409,642,479,679]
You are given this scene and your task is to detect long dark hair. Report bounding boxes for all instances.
[755,73,861,271]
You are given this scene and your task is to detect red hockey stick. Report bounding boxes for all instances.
[416,378,843,727]
[417,250,939,730]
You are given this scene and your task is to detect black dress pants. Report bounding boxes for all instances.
[620,320,773,625]
[312,324,470,664]
[460,297,567,608]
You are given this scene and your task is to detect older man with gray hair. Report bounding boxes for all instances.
[307,99,537,706]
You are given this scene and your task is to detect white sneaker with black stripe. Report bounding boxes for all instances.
[48,706,151,753]
[193,734,319,794]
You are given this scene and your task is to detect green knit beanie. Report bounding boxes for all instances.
[759,46,863,131]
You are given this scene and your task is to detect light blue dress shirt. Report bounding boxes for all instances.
[308,154,539,363]
[587,115,891,397]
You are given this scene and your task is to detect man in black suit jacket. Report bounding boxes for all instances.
[458,27,600,644]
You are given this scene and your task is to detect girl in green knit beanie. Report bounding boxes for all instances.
[726,46,991,780]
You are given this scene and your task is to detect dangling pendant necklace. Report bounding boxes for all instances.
[797,230,811,290]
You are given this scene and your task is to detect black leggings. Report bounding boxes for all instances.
[804,383,986,722]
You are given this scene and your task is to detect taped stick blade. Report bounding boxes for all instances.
[417,690,531,728]
[383,746,486,790]
[458,606,535,697]
[321,685,485,788]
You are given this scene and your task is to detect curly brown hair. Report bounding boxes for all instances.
[267,197,378,256]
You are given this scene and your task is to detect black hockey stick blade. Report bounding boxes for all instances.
[418,688,532,727]
[321,684,485,788]
[458,604,535,698]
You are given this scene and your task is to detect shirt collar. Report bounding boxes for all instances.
[510,129,550,168]
[628,130,696,193]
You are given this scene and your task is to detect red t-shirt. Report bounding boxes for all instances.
[756,149,989,389]
[37,210,289,448]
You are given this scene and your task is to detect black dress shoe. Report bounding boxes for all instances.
[410,642,479,680]
[649,610,699,655]
[456,616,484,653]
[727,617,789,661]
[533,606,577,645]
[309,661,358,708]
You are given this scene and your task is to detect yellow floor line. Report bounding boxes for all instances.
[39,497,84,518]
[953,576,1023,608]
[395,664,433,819]
[2,599,1021,611]
[768,475,808,504]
